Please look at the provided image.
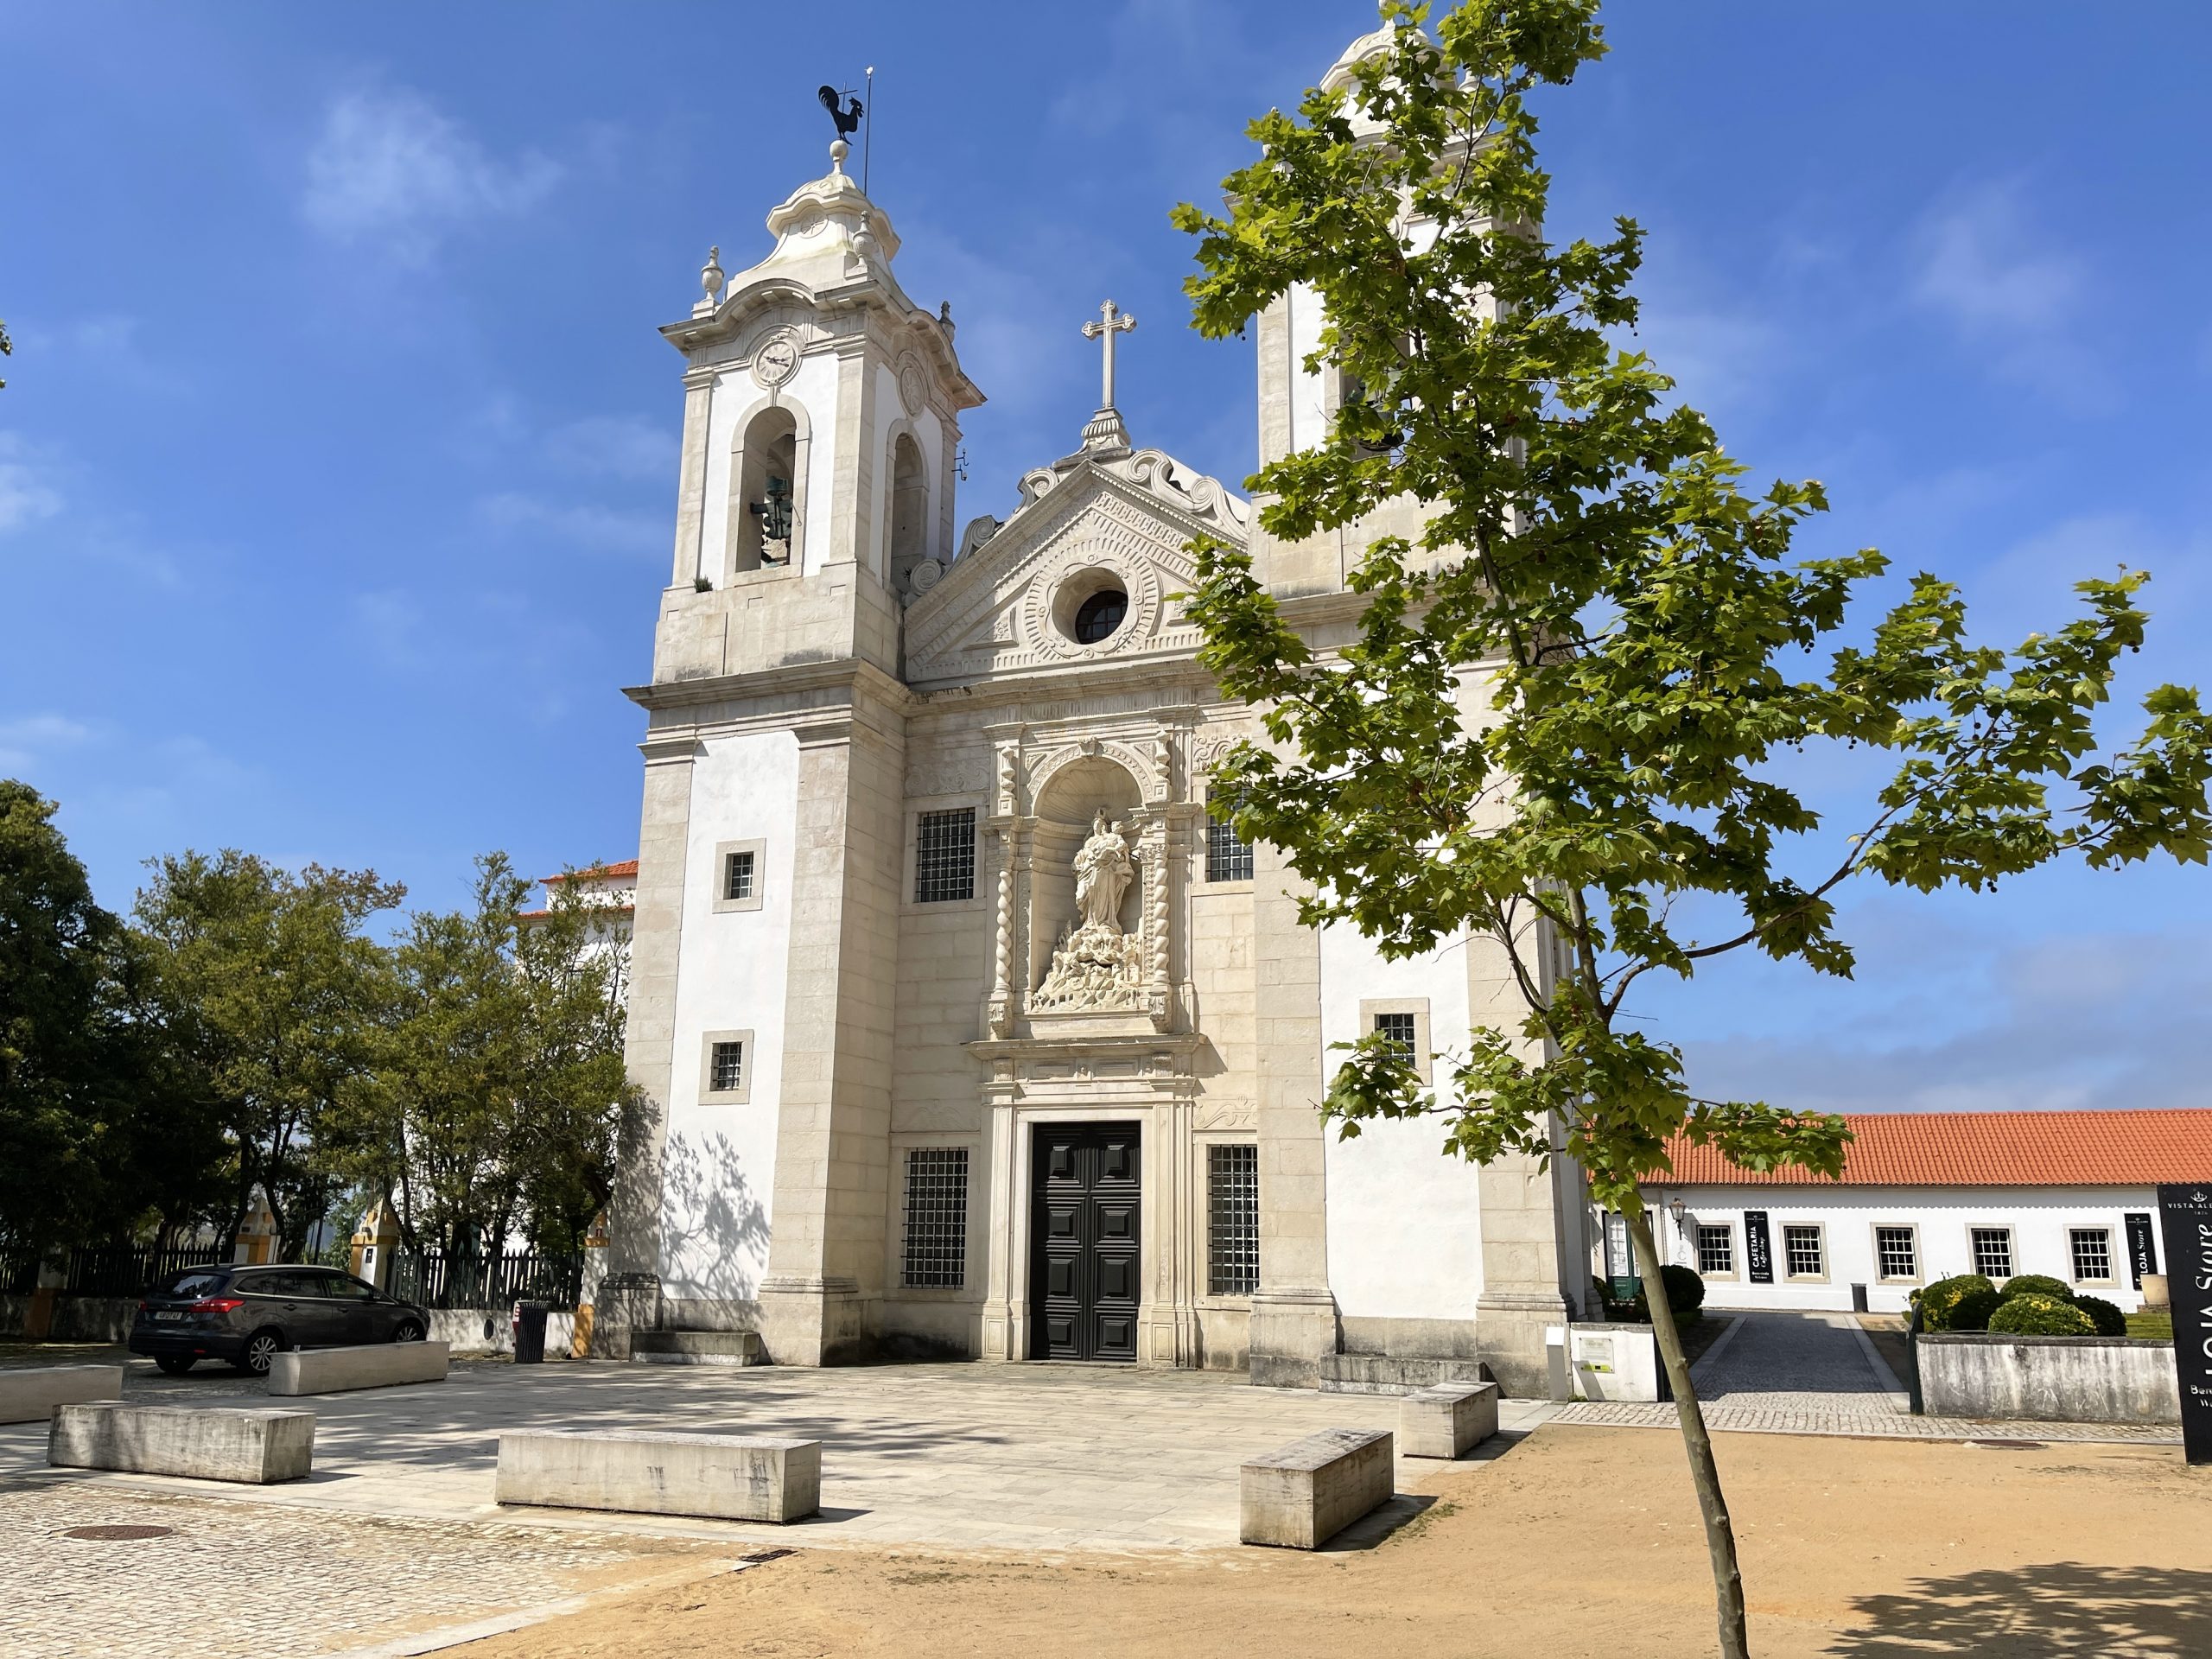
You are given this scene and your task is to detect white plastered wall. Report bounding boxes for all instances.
[1283,282,1330,458]
[659,728,802,1301]
[1319,924,1484,1320]
[1643,1184,2163,1314]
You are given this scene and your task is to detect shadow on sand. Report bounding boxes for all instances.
[1829,1562,2212,1656]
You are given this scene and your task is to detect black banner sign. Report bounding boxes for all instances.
[2125,1212,2158,1288]
[2158,1185,2212,1465]
[1745,1210,1774,1285]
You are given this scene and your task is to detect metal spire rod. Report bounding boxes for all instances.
[862,66,876,194]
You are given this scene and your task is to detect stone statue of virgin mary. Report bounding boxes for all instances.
[1072,810,1134,932]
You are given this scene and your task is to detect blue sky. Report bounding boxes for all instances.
[3,3,2208,1116]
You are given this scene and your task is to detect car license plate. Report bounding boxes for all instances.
[154,1311,184,1321]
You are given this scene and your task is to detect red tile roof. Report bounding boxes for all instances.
[541,860,639,884]
[1655,1109,2212,1188]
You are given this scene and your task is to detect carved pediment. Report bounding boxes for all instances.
[903,448,1249,689]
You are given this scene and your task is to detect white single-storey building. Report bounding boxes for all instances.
[1610,1109,2212,1314]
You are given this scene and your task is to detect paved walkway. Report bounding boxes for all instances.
[0,1357,1557,1555]
[1553,1310,2181,1445]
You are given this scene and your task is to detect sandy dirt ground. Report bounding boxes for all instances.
[460,1425,2211,1658]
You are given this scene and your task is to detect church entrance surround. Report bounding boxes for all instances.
[1029,1122,1142,1361]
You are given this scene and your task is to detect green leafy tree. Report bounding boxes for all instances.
[1173,6,2209,1654]
[134,850,403,1259]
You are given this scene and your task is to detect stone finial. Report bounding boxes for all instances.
[939,299,957,342]
[830,137,850,175]
[700,245,726,303]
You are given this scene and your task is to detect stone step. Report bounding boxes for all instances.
[629,1329,769,1367]
[1317,1353,1491,1396]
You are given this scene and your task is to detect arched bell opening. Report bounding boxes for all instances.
[887,430,929,594]
[731,404,803,575]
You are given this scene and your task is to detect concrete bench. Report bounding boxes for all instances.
[1240,1427,1395,1549]
[0,1364,124,1425]
[48,1402,314,1484]
[266,1341,449,1396]
[495,1429,820,1522]
[1398,1380,1499,1459]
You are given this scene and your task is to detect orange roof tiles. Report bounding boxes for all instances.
[1655,1109,2212,1188]
[541,860,639,884]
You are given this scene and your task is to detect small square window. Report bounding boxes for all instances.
[712,839,766,913]
[2069,1227,2113,1284]
[1697,1224,1734,1276]
[1971,1226,2013,1281]
[1783,1224,1825,1279]
[1357,999,1432,1084]
[914,809,976,903]
[1875,1226,1918,1281]
[697,1028,754,1103]
[1205,796,1254,883]
[709,1041,744,1093]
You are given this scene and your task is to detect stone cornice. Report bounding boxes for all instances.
[625,656,911,714]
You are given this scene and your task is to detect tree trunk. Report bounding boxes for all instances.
[1627,1202,1750,1659]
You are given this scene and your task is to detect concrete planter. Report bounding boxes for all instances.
[1918,1332,2179,1423]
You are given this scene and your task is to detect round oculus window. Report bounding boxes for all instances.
[1072,588,1128,645]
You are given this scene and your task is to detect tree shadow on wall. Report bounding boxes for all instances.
[1829,1563,2212,1656]
[658,1131,771,1301]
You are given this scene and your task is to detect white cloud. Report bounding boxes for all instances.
[475,491,660,556]
[545,414,676,482]
[1912,181,2105,404]
[0,433,63,533]
[0,713,98,772]
[303,87,560,264]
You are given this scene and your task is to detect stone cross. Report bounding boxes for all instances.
[1082,300,1137,410]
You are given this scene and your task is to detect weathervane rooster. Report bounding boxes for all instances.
[817,85,864,142]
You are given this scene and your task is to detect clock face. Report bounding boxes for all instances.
[753,334,800,388]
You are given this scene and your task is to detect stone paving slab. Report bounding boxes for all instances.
[0,1359,1560,1555]
[1551,1398,2181,1444]
[0,1478,725,1659]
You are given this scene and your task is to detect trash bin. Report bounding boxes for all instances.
[512,1300,550,1364]
[1851,1282,1869,1313]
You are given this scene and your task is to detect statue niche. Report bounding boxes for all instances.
[1031,810,1146,1013]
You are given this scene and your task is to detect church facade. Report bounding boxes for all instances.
[601,34,1590,1395]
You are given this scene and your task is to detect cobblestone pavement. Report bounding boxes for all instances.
[1553,1310,2181,1445]
[0,1359,1560,1555]
[0,1478,726,1659]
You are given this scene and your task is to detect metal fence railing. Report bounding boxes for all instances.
[1,1249,41,1295]
[64,1245,228,1298]
[387,1250,583,1310]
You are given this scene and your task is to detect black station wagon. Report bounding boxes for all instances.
[129,1264,429,1376]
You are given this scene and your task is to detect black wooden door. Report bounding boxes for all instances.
[1030,1123,1141,1361]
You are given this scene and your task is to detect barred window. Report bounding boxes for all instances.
[1971,1226,2013,1281]
[901,1148,969,1288]
[708,1040,744,1094]
[1373,1012,1418,1062]
[1696,1224,1733,1276]
[914,808,976,903]
[722,849,755,903]
[2069,1227,2113,1283]
[1876,1225,1918,1281]
[1205,798,1254,882]
[1783,1224,1825,1279]
[1207,1143,1260,1296]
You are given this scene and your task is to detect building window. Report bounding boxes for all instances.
[1697,1224,1734,1277]
[709,1041,743,1093]
[900,1148,969,1288]
[1783,1224,1825,1280]
[712,839,766,913]
[723,849,754,902]
[913,808,976,903]
[1373,1012,1419,1062]
[1207,1143,1260,1296]
[1205,797,1254,882]
[1357,999,1433,1084]
[1971,1226,2013,1281]
[1875,1225,1919,1282]
[2069,1227,2113,1285]
[697,1028,754,1103]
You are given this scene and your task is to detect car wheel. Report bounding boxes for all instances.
[237,1328,286,1376]
[391,1319,425,1344]
[154,1355,195,1376]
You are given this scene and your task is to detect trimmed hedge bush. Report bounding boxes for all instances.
[2000,1274,2074,1303]
[2072,1294,2127,1338]
[1916,1274,1996,1330]
[1950,1287,2004,1332]
[1986,1294,2096,1337]
[1660,1263,1706,1315]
